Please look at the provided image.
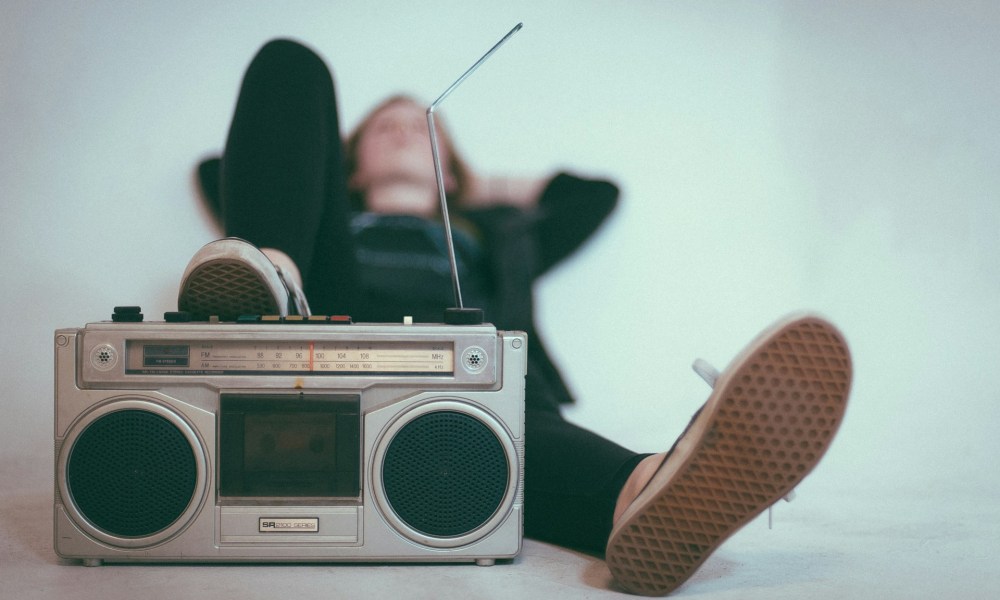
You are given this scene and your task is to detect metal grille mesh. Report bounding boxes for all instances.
[66,409,197,538]
[382,411,508,538]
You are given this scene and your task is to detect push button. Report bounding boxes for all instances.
[112,306,143,322]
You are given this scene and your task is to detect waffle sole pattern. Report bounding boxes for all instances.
[606,315,852,596]
[178,260,281,321]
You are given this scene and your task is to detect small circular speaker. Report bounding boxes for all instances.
[460,346,488,373]
[90,344,118,371]
[374,401,517,547]
[58,399,207,547]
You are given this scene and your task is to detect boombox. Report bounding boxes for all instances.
[53,316,526,566]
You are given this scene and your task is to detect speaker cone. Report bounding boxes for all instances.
[378,405,515,545]
[59,400,207,547]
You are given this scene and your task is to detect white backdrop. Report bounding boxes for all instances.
[2,1,998,505]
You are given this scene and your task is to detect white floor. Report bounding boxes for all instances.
[4,448,999,599]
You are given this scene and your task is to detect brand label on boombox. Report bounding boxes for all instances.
[53,320,526,567]
[259,518,319,533]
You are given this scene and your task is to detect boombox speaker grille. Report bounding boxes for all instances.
[382,410,508,538]
[66,409,197,538]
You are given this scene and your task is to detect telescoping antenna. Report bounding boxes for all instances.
[428,22,523,325]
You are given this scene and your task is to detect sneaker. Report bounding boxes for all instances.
[605,313,852,596]
[177,238,311,320]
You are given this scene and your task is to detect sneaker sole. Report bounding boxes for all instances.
[178,240,287,320]
[605,313,852,596]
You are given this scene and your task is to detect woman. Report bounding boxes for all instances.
[181,38,852,596]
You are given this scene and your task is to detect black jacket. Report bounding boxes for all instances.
[463,173,619,406]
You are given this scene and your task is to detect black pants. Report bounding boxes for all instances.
[218,39,645,555]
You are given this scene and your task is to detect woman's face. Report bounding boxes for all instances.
[350,99,452,200]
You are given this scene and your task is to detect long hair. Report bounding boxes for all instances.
[343,95,471,213]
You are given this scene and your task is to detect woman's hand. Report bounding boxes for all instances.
[464,174,548,209]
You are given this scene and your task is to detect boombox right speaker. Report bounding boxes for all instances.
[373,400,521,549]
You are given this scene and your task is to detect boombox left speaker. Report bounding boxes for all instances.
[55,397,211,548]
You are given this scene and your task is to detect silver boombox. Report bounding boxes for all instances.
[54,318,526,566]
